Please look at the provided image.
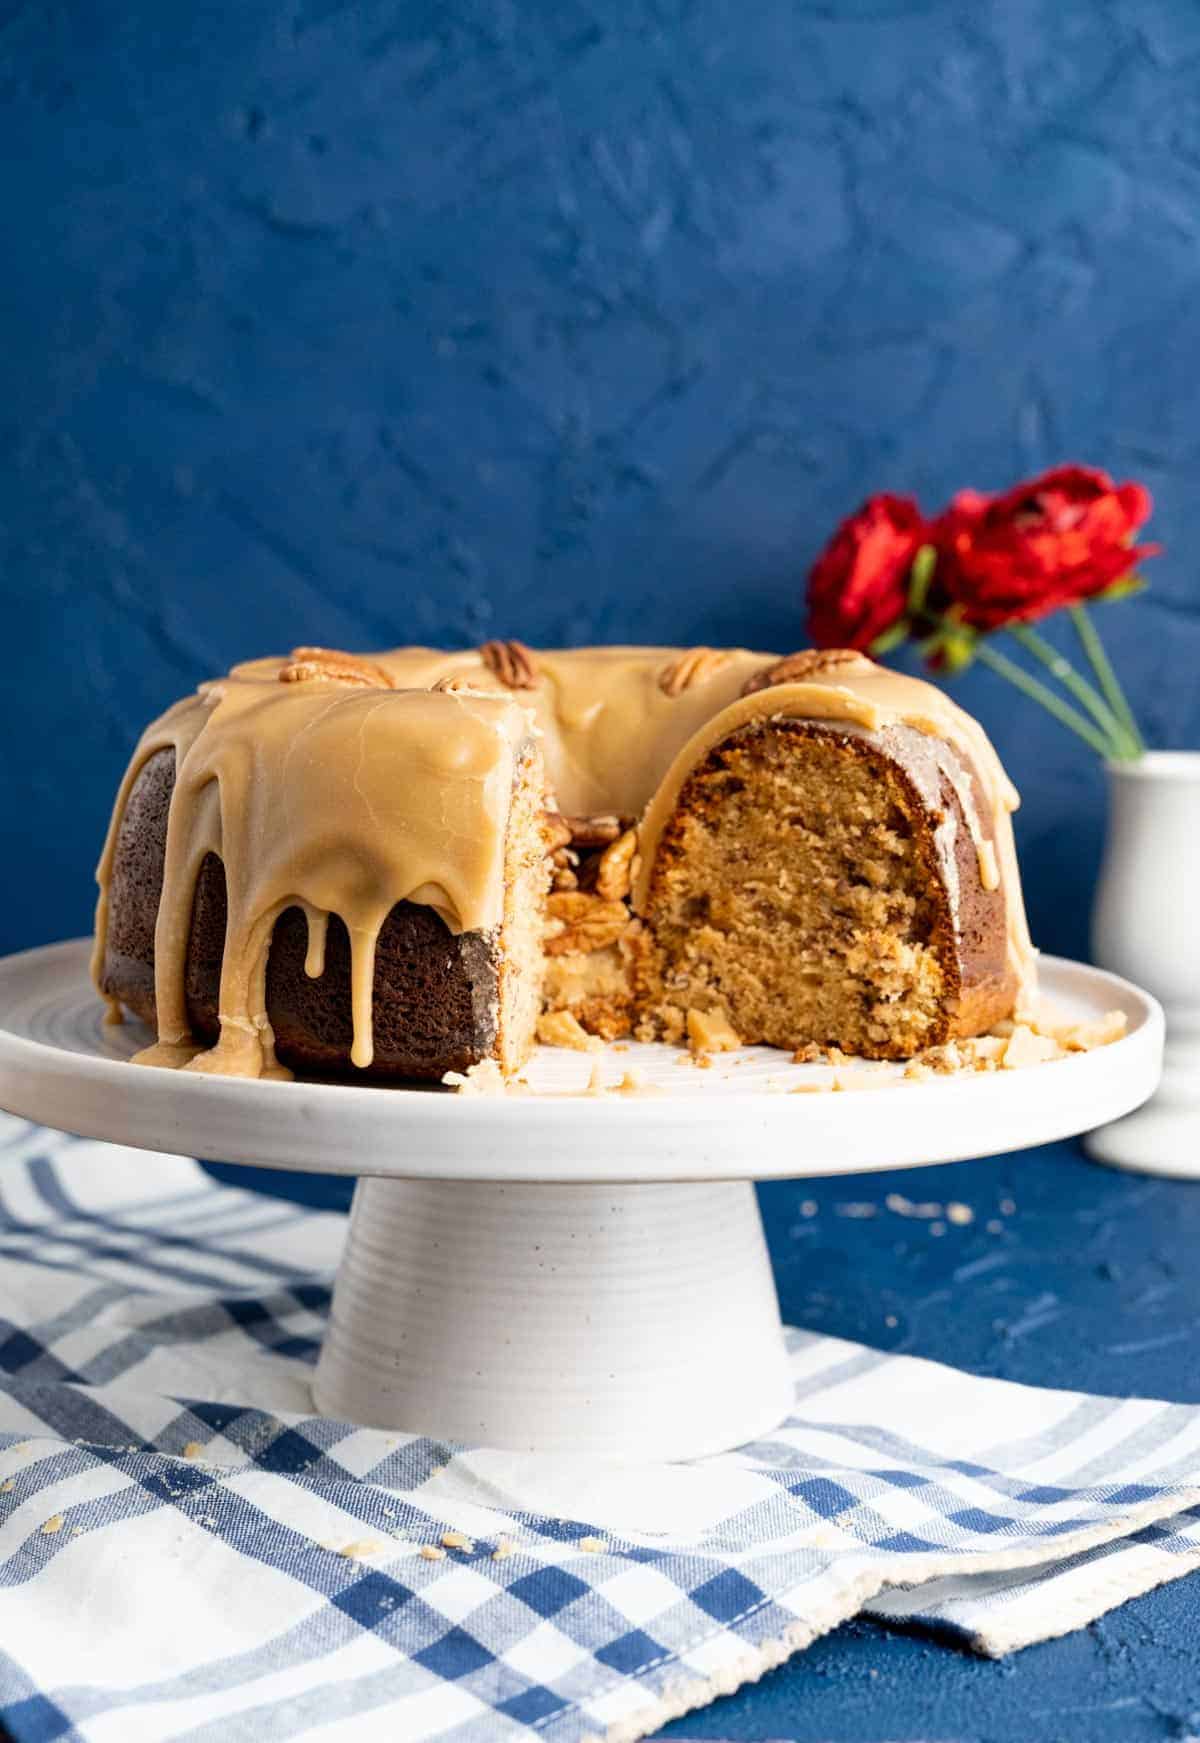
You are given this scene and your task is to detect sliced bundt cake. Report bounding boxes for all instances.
[94,643,1033,1080]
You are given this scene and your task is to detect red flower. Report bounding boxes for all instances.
[930,465,1157,631]
[806,494,927,650]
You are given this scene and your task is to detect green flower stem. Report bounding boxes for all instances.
[1068,603,1145,758]
[912,606,1126,756]
[1006,621,1137,758]
[967,637,1122,758]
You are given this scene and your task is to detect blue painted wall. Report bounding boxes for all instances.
[3,0,1199,957]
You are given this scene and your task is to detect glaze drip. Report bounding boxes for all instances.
[94,672,535,1079]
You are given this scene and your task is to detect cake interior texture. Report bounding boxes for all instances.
[637,723,952,1058]
[93,644,1031,1080]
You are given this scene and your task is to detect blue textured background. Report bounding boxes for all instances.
[4,3,1200,1739]
[4,0,1200,958]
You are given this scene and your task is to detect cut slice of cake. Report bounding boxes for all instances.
[631,719,1013,1059]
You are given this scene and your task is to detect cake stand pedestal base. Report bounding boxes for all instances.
[1084,1024,1200,1179]
[0,944,1165,1462]
[312,1176,794,1461]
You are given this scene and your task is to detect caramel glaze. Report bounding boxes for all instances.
[94,645,1035,1078]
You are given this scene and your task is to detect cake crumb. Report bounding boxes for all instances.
[41,1515,65,1536]
[419,1544,447,1561]
[337,1539,384,1560]
[886,1193,943,1220]
[442,1059,507,1095]
[492,1538,516,1562]
[614,1068,659,1095]
[536,1010,603,1052]
[0,1479,13,1493]
[181,1441,205,1460]
[832,1068,892,1093]
[441,1530,473,1551]
[686,1006,741,1055]
[1042,1008,1127,1051]
[946,1202,974,1226]
[578,1535,608,1553]
[1001,1024,1064,1069]
[582,1062,662,1097]
[792,1041,831,1064]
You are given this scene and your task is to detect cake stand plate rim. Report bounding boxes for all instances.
[0,938,1164,1183]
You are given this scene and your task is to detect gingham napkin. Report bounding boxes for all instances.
[2,1114,1199,1743]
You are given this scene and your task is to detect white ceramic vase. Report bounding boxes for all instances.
[1086,752,1200,1178]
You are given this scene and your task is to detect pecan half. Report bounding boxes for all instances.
[280,647,393,689]
[544,891,629,955]
[479,639,539,689]
[593,827,638,901]
[558,813,625,849]
[740,648,874,696]
[658,646,734,697]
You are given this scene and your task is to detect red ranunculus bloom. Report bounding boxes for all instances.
[930,465,1157,630]
[806,493,926,650]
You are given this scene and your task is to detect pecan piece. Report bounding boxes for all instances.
[541,809,574,852]
[431,673,505,696]
[558,813,625,849]
[574,997,633,1042]
[550,846,579,891]
[740,648,873,696]
[544,891,629,955]
[280,647,393,689]
[479,639,539,689]
[593,827,638,901]
[658,646,734,697]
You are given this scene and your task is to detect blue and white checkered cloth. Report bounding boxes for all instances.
[2,1112,1199,1743]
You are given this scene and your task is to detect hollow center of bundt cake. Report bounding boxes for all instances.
[639,722,952,1059]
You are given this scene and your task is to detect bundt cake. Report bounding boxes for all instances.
[93,642,1035,1082]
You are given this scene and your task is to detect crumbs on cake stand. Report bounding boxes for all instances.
[441,1002,1128,1097]
[782,1003,1128,1092]
[441,1057,662,1098]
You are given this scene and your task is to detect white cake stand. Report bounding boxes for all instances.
[0,940,1162,1462]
